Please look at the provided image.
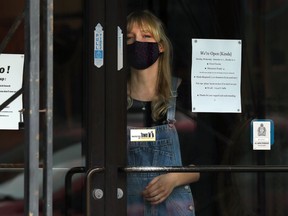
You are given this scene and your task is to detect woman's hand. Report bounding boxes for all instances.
[142,171,200,205]
[142,173,177,205]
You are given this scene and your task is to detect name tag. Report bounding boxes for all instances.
[130,129,156,142]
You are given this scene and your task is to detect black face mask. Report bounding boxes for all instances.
[127,41,160,70]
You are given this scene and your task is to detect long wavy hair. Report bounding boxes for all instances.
[127,10,173,121]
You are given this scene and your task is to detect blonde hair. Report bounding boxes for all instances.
[127,10,173,121]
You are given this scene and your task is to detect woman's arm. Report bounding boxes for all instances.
[142,168,200,205]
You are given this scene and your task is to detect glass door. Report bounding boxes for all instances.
[3,0,288,215]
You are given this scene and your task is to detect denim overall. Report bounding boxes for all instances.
[127,78,195,216]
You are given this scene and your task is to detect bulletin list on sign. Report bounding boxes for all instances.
[191,38,242,113]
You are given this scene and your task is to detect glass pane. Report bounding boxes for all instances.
[127,1,288,215]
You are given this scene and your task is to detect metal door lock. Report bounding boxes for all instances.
[117,188,124,199]
[92,188,104,200]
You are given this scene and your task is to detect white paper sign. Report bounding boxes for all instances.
[191,39,242,113]
[0,54,24,130]
[252,120,272,150]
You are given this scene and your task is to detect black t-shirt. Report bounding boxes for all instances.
[127,99,166,127]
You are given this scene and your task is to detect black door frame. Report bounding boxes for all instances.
[84,0,127,215]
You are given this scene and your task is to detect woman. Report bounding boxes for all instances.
[126,10,200,215]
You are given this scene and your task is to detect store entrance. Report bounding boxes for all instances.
[2,1,288,216]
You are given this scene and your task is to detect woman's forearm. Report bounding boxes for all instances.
[168,172,200,188]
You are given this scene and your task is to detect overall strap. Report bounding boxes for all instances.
[167,77,178,124]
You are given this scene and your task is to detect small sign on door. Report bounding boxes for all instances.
[94,23,104,68]
[251,119,274,150]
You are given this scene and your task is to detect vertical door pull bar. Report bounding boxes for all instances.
[86,167,105,215]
